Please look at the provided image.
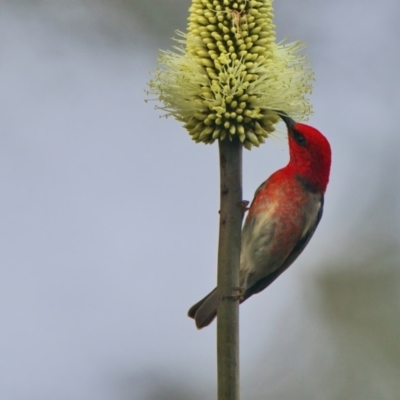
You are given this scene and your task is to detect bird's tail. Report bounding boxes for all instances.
[188,288,218,329]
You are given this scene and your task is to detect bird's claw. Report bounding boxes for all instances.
[222,286,244,302]
[237,200,250,213]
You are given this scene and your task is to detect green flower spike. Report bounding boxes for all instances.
[148,0,314,149]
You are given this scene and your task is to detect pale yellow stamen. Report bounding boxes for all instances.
[147,0,314,149]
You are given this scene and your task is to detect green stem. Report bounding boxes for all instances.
[217,138,243,400]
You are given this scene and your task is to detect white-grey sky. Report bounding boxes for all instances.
[0,1,399,399]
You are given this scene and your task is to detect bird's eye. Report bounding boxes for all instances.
[294,132,306,146]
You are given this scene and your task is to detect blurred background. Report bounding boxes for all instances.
[0,0,399,399]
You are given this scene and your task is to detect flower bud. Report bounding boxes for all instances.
[148,0,314,149]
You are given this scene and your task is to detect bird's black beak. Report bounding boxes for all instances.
[277,111,296,131]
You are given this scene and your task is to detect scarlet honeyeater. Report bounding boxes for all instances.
[188,114,332,329]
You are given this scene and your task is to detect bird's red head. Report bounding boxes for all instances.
[280,115,331,194]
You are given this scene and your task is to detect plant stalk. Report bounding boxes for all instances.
[217,138,243,400]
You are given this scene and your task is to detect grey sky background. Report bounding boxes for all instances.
[0,0,399,399]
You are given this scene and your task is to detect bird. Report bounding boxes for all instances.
[188,114,332,329]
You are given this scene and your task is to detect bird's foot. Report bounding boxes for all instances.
[237,200,250,214]
[222,286,244,302]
